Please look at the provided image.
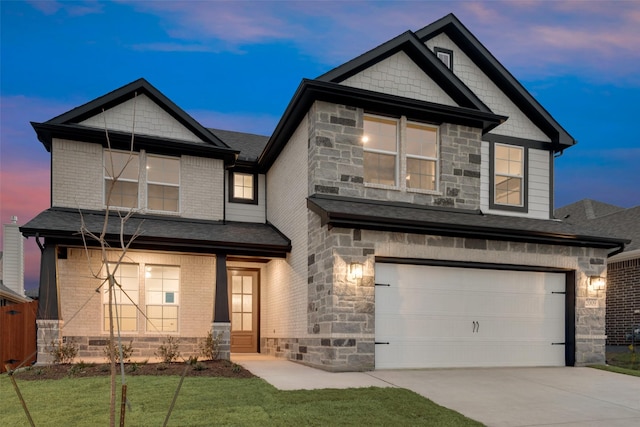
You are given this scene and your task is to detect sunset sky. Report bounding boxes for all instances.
[1,1,639,290]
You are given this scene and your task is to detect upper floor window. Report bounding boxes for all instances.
[147,155,180,212]
[103,149,180,213]
[494,144,524,207]
[145,265,180,333]
[103,263,139,332]
[104,151,139,209]
[363,115,439,192]
[229,171,258,204]
[434,47,453,71]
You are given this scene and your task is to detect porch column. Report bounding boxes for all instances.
[213,253,231,360]
[36,241,62,364]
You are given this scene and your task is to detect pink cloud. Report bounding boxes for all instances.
[27,0,103,16]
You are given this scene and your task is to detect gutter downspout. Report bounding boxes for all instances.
[607,243,625,258]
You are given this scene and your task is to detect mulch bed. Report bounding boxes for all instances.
[7,360,255,381]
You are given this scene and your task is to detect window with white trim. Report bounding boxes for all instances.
[103,263,139,332]
[145,265,179,333]
[147,155,180,212]
[104,151,139,209]
[363,115,439,192]
[494,144,524,206]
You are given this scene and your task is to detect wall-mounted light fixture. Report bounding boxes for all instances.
[589,276,606,292]
[349,262,363,280]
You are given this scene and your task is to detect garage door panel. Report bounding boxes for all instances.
[375,264,566,369]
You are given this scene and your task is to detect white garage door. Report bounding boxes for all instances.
[375,263,566,369]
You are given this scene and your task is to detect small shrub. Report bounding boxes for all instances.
[192,362,206,371]
[127,363,139,373]
[155,336,181,363]
[199,330,224,360]
[231,363,242,374]
[103,340,134,363]
[187,355,199,365]
[99,364,110,373]
[48,338,78,364]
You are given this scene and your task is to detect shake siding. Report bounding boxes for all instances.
[57,248,215,338]
[52,139,103,209]
[225,173,266,223]
[80,94,202,143]
[264,116,309,339]
[181,155,224,220]
[341,51,457,106]
[425,33,551,142]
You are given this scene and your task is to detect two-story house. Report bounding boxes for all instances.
[22,14,627,371]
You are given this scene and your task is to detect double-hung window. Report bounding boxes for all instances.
[104,151,139,209]
[103,263,139,332]
[363,115,439,192]
[406,123,438,191]
[363,116,398,187]
[147,155,180,212]
[494,144,524,207]
[145,265,180,332]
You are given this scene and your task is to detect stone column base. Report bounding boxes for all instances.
[36,319,62,365]
[212,322,231,361]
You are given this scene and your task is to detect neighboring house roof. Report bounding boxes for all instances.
[209,128,269,163]
[31,78,239,165]
[0,281,31,304]
[20,208,291,258]
[25,287,39,299]
[415,13,575,150]
[556,200,640,254]
[308,194,629,250]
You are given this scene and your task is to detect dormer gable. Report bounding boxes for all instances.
[31,78,238,164]
[416,14,575,150]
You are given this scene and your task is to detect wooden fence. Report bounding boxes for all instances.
[1,300,38,373]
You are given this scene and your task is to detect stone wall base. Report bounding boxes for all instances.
[575,336,606,365]
[36,319,62,365]
[213,322,231,361]
[261,336,374,372]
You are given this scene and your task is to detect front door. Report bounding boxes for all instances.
[228,269,259,353]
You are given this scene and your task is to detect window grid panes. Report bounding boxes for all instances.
[233,173,254,200]
[104,151,139,208]
[363,116,398,186]
[405,123,438,191]
[147,155,180,212]
[231,275,253,332]
[103,263,139,332]
[145,265,179,332]
[494,144,524,206]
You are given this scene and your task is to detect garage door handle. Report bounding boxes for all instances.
[375,342,390,345]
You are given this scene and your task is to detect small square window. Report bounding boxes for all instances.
[229,171,258,204]
[434,47,453,71]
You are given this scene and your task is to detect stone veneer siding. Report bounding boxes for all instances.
[307,101,481,210]
[605,257,640,345]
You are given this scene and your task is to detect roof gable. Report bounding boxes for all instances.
[416,14,575,149]
[45,78,226,146]
[317,31,490,112]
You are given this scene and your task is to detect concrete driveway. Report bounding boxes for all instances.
[235,355,640,427]
[370,367,640,427]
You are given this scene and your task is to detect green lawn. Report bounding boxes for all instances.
[1,376,482,426]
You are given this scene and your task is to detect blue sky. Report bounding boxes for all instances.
[1,0,639,288]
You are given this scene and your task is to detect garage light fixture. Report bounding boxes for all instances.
[349,262,363,280]
[589,276,606,292]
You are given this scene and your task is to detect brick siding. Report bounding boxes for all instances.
[605,257,640,345]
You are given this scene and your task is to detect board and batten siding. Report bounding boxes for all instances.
[425,33,551,142]
[263,115,309,339]
[480,142,551,219]
[224,172,266,223]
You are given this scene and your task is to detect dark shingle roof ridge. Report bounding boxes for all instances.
[208,127,269,139]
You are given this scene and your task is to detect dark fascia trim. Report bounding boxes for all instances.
[415,14,575,150]
[488,141,529,213]
[259,79,506,172]
[31,122,239,165]
[375,256,573,273]
[317,31,489,112]
[306,197,627,249]
[45,78,228,148]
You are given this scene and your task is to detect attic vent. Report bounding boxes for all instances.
[434,47,453,71]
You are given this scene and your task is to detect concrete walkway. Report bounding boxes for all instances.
[233,355,640,427]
